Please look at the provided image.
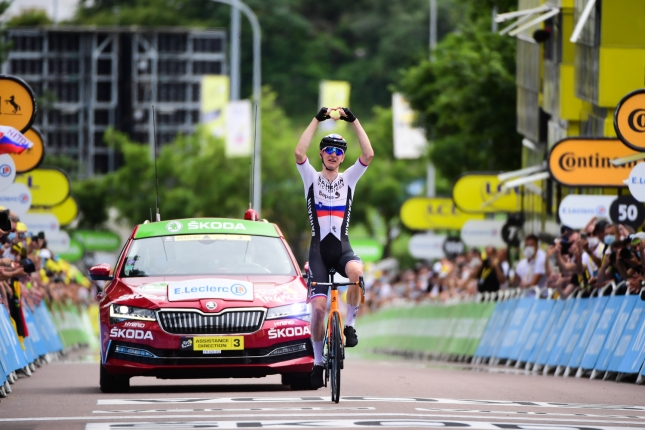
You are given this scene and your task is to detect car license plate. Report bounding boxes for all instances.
[193,336,244,351]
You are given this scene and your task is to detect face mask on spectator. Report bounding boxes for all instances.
[523,246,535,259]
[588,237,599,248]
[8,232,15,241]
[604,235,616,246]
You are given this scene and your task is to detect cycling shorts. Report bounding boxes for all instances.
[308,235,363,299]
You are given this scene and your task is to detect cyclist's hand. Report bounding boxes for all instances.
[339,107,356,122]
[315,107,331,122]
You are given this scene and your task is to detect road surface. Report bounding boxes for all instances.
[2,349,645,429]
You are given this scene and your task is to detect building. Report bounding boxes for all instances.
[3,27,227,176]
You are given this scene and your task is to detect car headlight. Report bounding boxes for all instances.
[110,304,156,322]
[266,302,310,320]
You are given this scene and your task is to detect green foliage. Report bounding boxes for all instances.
[72,0,466,117]
[72,177,110,229]
[43,154,79,180]
[399,17,521,183]
[7,8,53,26]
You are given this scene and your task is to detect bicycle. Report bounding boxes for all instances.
[307,267,364,403]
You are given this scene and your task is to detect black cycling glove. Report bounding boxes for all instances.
[340,107,356,122]
[315,107,331,122]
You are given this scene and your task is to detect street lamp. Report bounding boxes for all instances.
[210,0,262,215]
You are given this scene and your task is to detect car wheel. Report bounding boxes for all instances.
[289,372,318,390]
[100,365,130,393]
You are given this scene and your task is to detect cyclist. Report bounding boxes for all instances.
[295,106,374,389]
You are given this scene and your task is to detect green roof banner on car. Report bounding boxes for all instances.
[134,218,280,239]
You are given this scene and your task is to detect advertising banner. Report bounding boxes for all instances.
[614,89,645,151]
[0,182,31,215]
[28,195,79,226]
[47,230,71,253]
[0,75,36,133]
[319,80,350,132]
[392,93,426,159]
[408,233,446,260]
[21,213,60,236]
[10,128,44,173]
[350,238,383,263]
[548,138,640,187]
[460,220,505,247]
[200,75,229,138]
[225,99,252,157]
[15,168,70,206]
[0,154,16,191]
[400,197,483,230]
[558,195,616,228]
[72,230,121,252]
[452,173,521,213]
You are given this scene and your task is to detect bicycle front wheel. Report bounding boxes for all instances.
[330,312,342,403]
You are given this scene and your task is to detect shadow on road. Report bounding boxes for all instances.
[126,383,295,394]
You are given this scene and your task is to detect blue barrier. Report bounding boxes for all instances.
[556,296,592,373]
[516,299,554,365]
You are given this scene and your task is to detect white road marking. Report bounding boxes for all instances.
[4,412,645,426]
[416,407,645,420]
[93,407,376,414]
[83,419,645,429]
[97,396,645,412]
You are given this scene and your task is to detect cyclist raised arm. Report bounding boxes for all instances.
[294,106,374,389]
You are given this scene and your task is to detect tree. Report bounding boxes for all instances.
[399,14,521,184]
[7,8,53,27]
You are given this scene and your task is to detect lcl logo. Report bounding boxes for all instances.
[628,109,645,133]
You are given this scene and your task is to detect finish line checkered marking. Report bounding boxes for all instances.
[83,419,645,429]
[416,408,645,420]
[93,407,376,414]
[97,396,645,411]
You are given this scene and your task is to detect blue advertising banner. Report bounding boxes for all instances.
[474,302,502,358]
[508,299,540,361]
[567,295,609,370]
[580,295,623,370]
[616,298,645,374]
[608,297,645,373]
[0,305,28,372]
[538,299,574,366]
[497,297,535,360]
[595,295,638,372]
[548,297,586,367]
[533,300,568,364]
[517,300,555,364]
[557,297,592,367]
[490,298,520,360]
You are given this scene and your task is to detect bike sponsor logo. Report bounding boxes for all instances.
[268,326,311,339]
[187,221,246,231]
[110,327,154,340]
[166,221,183,233]
[318,190,341,200]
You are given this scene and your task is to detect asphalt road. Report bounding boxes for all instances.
[2,348,645,430]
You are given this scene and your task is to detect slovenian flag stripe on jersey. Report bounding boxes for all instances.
[316,204,345,218]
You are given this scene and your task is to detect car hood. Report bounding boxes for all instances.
[106,275,308,310]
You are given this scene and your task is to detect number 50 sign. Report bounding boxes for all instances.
[609,195,645,229]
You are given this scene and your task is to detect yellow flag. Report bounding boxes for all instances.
[319,80,350,131]
[200,75,229,138]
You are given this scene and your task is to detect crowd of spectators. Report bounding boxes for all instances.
[363,217,638,312]
[0,208,94,357]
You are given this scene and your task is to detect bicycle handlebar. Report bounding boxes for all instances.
[311,281,360,287]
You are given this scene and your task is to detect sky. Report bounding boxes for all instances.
[7,0,78,22]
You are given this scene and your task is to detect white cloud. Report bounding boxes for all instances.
[6,0,79,23]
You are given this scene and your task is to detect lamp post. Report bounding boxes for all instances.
[210,0,262,215]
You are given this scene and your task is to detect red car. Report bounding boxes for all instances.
[90,217,314,393]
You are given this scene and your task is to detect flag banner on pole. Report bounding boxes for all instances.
[392,93,426,159]
[0,125,34,155]
[225,99,252,157]
[200,75,230,138]
[319,80,350,132]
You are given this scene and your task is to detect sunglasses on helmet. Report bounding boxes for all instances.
[322,146,344,156]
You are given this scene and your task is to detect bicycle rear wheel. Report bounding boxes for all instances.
[330,312,342,403]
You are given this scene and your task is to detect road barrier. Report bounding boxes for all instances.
[358,283,645,383]
[0,302,98,397]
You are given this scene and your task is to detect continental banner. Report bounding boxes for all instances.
[356,301,496,357]
[452,172,521,213]
[548,138,641,187]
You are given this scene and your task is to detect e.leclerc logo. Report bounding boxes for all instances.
[231,284,247,296]
[0,164,12,177]
[596,205,607,216]
[19,194,29,203]
[166,221,183,233]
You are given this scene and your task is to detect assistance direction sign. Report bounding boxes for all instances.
[15,167,70,206]
[0,75,36,133]
[400,197,483,230]
[452,173,520,213]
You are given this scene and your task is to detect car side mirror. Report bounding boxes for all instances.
[88,263,114,281]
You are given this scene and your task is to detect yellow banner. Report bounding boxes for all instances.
[28,195,79,226]
[400,197,484,230]
[0,76,36,132]
[319,80,350,131]
[452,173,522,213]
[15,168,70,206]
[200,75,229,138]
[10,128,44,173]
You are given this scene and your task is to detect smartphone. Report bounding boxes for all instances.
[0,210,11,232]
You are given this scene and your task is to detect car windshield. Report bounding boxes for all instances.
[120,234,296,277]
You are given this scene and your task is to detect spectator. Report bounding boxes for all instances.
[473,246,506,293]
[513,234,547,292]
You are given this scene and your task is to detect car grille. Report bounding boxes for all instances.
[157,309,265,335]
